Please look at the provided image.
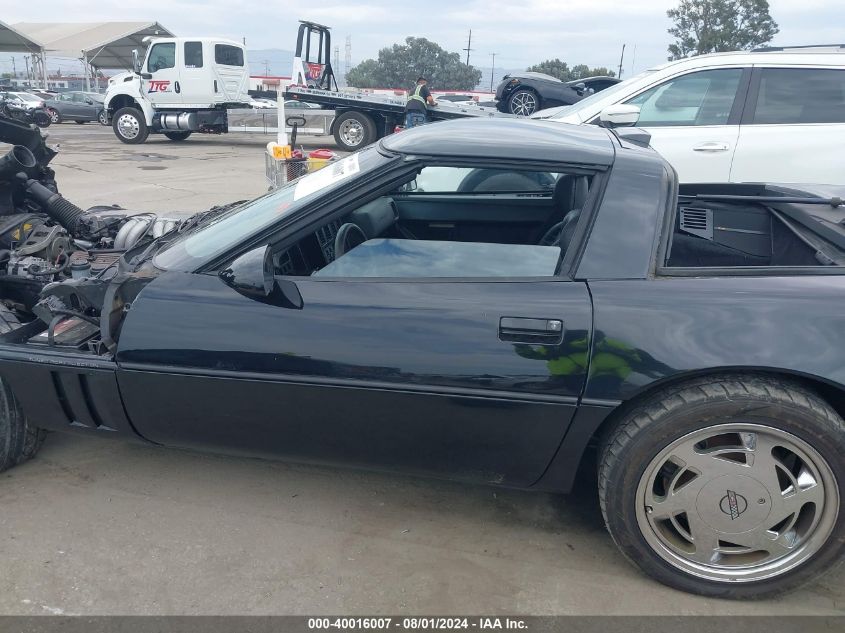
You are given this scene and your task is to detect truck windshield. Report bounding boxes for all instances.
[154,146,390,271]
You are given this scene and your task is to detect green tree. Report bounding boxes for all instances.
[667,0,778,60]
[526,59,615,81]
[346,37,482,91]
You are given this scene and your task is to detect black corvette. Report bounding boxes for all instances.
[0,114,843,599]
[496,73,620,115]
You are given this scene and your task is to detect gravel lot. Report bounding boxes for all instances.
[0,123,843,615]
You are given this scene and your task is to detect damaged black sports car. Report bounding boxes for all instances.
[0,113,843,599]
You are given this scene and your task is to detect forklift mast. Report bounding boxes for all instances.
[291,21,339,91]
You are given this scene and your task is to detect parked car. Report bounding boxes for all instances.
[44,91,107,125]
[285,100,320,109]
[250,98,276,109]
[1,115,844,599]
[534,46,845,185]
[0,93,51,127]
[496,73,620,115]
[0,91,45,111]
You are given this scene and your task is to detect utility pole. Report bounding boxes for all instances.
[24,56,30,85]
[262,59,271,76]
[463,30,473,66]
[489,52,496,92]
[11,57,16,81]
[617,43,626,79]
[344,35,352,86]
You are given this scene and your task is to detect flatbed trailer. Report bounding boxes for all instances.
[281,85,506,151]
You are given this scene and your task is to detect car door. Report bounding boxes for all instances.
[115,257,592,487]
[622,68,749,182]
[730,66,845,185]
[144,41,182,106]
[71,92,95,120]
[178,41,209,107]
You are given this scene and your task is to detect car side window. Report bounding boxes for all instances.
[267,167,595,279]
[215,45,244,67]
[751,68,845,124]
[184,42,203,68]
[625,69,743,127]
[59,94,73,101]
[71,93,85,102]
[148,43,176,72]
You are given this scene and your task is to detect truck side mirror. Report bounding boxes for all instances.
[132,49,141,74]
[599,104,641,128]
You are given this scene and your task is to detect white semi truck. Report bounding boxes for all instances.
[104,37,251,144]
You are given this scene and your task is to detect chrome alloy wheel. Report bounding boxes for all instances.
[48,109,60,123]
[636,423,839,583]
[117,113,141,139]
[338,119,364,147]
[509,91,537,116]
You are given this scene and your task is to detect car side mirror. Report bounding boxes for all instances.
[218,245,303,309]
[85,98,93,105]
[599,104,641,128]
[573,82,586,95]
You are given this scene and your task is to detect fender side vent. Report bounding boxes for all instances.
[679,206,713,239]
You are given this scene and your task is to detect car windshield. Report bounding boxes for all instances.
[546,70,657,120]
[154,145,391,270]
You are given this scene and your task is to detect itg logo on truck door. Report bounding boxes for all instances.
[147,80,172,93]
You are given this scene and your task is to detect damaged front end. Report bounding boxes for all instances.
[0,114,204,355]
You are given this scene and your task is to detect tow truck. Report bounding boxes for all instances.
[267,21,505,151]
[104,36,252,144]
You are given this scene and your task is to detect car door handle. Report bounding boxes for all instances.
[174,81,181,94]
[499,317,563,344]
[692,142,730,152]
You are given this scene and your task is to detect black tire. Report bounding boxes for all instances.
[333,111,377,151]
[98,110,108,126]
[507,88,540,116]
[112,106,149,144]
[0,306,45,473]
[163,131,192,141]
[47,108,61,124]
[599,374,845,599]
[32,110,51,128]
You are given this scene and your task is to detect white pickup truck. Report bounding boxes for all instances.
[104,37,251,144]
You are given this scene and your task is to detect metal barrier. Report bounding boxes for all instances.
[228,108,334,135]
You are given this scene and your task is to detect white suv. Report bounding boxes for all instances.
[538,46,845,184]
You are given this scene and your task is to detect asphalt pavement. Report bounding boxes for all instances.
[0,123,843,615]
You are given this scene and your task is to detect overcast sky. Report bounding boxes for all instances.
[4,0,842,77]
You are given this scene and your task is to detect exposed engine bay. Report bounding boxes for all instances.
[0,115,208,353]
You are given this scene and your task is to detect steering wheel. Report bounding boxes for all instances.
[538,220,567,247]
[333,223,367,260]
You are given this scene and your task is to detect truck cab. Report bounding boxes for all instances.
[105,37,251,144]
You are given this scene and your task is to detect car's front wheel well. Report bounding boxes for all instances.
[582,368,845,464]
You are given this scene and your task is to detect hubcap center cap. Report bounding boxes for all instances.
[696,475,772,534]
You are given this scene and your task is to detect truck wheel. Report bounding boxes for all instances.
[599,374,845,598]
[113,107,149,144]
[508,89,539,116]
[333,111,376,151]
[163,131,192,141]
[0,307,45,473]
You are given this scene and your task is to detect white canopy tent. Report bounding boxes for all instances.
[0,20,48,90]
[12,21,175,91]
